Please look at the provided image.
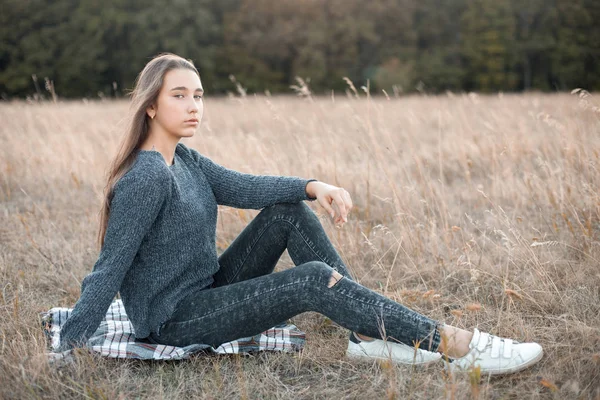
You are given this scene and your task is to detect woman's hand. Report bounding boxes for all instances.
[306,181,353,226]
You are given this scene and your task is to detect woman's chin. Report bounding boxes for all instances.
[179,130,196,138]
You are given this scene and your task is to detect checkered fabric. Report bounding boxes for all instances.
[41,299,305,362]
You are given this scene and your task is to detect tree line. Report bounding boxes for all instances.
[1,0,598,99]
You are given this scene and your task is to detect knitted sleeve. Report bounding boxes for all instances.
[56,168,168,352]
[181,144,318,209]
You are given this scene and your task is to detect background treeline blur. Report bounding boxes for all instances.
[1,0,598,99]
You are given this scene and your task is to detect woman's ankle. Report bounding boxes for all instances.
[354,332,375,342]
[438,325,473,358]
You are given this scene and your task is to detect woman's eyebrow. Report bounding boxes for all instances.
[169,86,204,93]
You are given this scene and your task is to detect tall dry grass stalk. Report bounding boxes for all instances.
[0,92,599,398]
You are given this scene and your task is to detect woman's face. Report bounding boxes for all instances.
[148,68,204,139]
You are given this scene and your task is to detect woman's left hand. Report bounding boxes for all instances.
[306,181,353,226]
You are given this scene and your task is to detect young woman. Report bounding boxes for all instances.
[57,53,543,375]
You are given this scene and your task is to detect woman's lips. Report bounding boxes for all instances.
[184,120,199,125]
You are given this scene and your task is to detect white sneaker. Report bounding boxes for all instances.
[449,328,543,375]
[346,332,442,365]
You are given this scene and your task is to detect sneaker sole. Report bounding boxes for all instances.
[346,348,441,366]
[447,348,544,376]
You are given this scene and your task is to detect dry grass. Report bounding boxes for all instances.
[1,92,599,399]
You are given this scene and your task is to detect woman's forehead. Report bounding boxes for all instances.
[163,69,202,90]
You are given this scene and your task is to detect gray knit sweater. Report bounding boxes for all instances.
[57,142,316,352]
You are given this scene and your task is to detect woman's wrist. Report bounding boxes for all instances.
[305,179,319,200]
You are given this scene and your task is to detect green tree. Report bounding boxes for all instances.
[510,0,556,90]
[550,0,598,90]
[0,0,80,97]
[412,0,467,92]
[461,0,519,91]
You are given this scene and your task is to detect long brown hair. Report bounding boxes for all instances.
[97,53,199,249]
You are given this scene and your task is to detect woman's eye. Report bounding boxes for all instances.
[174,94,202,99]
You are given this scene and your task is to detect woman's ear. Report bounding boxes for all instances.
[146,104,156,120]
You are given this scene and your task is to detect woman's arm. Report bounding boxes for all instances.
[183,144,317,209]
[56,169,168,352]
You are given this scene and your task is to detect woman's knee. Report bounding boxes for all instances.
[297,261,342,288]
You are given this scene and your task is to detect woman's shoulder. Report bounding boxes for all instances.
[175,142,213,166]
[117,151,172,190]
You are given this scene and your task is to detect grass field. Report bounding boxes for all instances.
[1,92,599,399]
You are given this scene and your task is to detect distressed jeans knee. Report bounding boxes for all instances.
[328,270,343,288]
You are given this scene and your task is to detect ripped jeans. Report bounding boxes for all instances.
[146,202,442,352]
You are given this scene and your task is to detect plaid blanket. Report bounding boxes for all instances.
[41,299,305,363]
